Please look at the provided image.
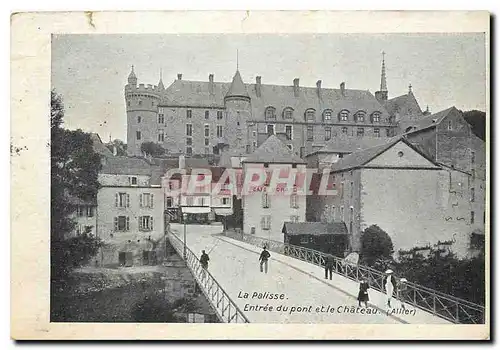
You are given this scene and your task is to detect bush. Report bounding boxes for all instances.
[360,225,394,267]
[141,142,165,157]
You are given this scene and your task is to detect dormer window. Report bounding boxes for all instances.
[339,110,349,121]
[448,121,453,130]
[371,112,381,123]
[265,107,276,120]
[305,109,315,122]
[354,111,366,123]
[283,107,294,120]
[323,109,333,122]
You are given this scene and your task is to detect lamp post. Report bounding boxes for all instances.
[183,212,188,260]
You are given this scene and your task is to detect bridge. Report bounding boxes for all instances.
[167,223,484,324]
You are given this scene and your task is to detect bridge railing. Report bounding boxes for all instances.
[224,230,485,324]
[167,232,250,324]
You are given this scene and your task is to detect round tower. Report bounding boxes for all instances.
[124,66,161,156]
[224,70,252,154]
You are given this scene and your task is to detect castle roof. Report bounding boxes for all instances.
[101,156,153,176]
[90,133,113,157]
[225,70,249,99]
[307,135,393,156]
[160,77,390,122]
[402,106,458,134]
[384,91,423,118]
[243,135,305,164]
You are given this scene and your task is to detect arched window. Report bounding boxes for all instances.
[265,106,276,120]
[354,111,366,123]
[338,109,350,122]
[305,108,316,122]
[282,107,294,120]
[322,109,333,122]
[370,111,381,123]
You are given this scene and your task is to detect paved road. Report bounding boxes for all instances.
[170,224,405,324]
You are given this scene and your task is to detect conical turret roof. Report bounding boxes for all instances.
[225,70,249,99]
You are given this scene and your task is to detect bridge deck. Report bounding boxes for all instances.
[170,223,451,324]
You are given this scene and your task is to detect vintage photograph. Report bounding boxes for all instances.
[10,11,490,340]
[48,32,487,325]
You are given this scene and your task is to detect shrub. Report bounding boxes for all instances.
[360,225,394,267]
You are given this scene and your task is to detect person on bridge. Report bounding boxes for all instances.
[396,278,408,310]
[383,269,397,308]
[324,254,334,280]
[259,246,271,274]
[200,250,210,271]
[357,279,370,307]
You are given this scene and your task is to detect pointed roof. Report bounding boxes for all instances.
[403,107,458,134]
[225,70,249,99]
[384,90,423,117]
[380,51,388,92]
[243,135,305,164]
[128,65,137,80]
[158,68,165,90]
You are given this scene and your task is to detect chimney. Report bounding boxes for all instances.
[340,82,345,96]
[293,78,300,97]
[255,76,262,97]
[316,80,322,98]
[209,74,214,95]
[179,155,186,169]
[177,73,182,80]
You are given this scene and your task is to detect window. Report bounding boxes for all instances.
[217,111,223,120]
[137,116,142,123]
[471,188,475,202]
[386,128,392,137]
[307,126,314,141]
[204,138,209,146]
[187,110,192,118]
[448,121,452,130]
[138,100,142,106]
[116,193,130,208]
[158,130,164,142]
[372,113,381,123]
[341,127,348,134]
[199,197,207,206]
[186,137,192,146]
[290,193,298,208]
[265,107,276,120]
[140,193,154,208]
[283,108,293,120]
[186,124,193,136]
[374,128,380,137]
[130,176,137,185]
[325,127,332,141]
[158,114,165,124]
[136,131,141,140]
[340,206,344,220]
[127,101,130,107]
[339,110,349,121]
[355,112,365,122]
[204,110,209,119]
[166,197,173,207]
[471,151,476,164]
[290,215,299,223]
[186,197,194,206]
[350,181,354,198]
[186,147,192,155]
[305,109,315,122]
[357,128,364,137]
[285,125,293,140]
[324,110,332,121]
[76,206,84,217]
[222,197,230,205]
[204,125,210,137]
[471,211,475,224]
[86,206,94,217]
[267,124,275,136]
[253,141,257,149]
[139,216,154,231]
[114,216,130,231]
[261,215,271,230]
[262,192,270,208]
[340,182,344,199]
[217,125,223,138]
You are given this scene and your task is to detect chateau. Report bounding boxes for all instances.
[125,56,428,158]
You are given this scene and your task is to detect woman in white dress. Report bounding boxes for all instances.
[383,269,396,307]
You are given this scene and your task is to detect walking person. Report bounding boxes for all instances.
[357,279,370,308]
[324,254,334,280]
[383,269,397,308]
[397,278,408,310]
[259,246,271,274]
[200,250,210,278]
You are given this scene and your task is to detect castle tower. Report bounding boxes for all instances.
[224,69,252,154]
[124,66,161,156]
[375,51,389,103]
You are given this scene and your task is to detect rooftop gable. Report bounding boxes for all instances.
[243,135,305,164]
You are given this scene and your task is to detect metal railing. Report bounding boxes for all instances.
[224,230,485,324]
[167,232,250,324]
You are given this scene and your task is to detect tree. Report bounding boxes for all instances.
[463,109,486,141]
[106,139,127,156]
[51,90,103,284]
[141,141,165,157]
[360,225,394,267]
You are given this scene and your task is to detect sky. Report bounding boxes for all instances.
[51,33,487,142]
